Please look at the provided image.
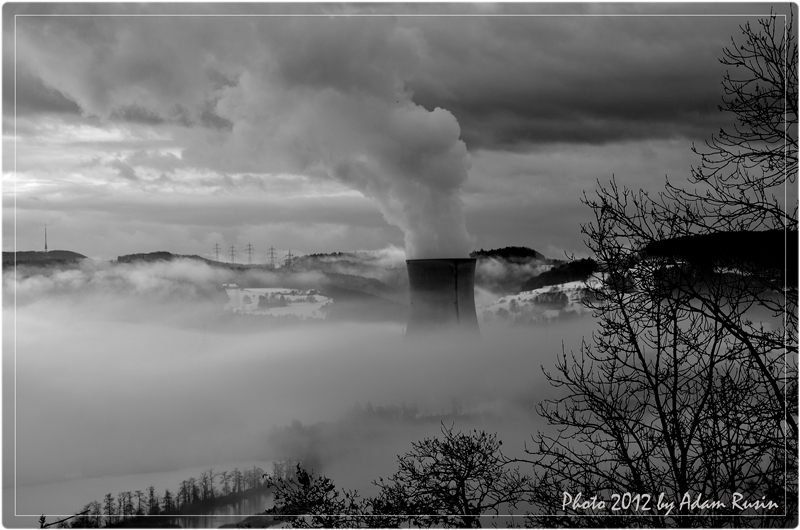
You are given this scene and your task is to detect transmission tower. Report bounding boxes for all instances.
[245,243,255,265]
[229,245,236,264]
[267,246,278,269]
[284,250,294,268]
[44,222,48,253]
[213,243,221,262]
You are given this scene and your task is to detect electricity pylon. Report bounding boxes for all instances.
[267,246,278,269]
[284,250,294,268]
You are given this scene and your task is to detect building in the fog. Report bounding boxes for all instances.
[223,285,331,319]
[405,258,480,336]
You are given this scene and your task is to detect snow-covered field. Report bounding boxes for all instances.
[223,286,332,319]
[481,278,602,324]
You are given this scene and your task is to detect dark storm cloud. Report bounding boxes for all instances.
[7,5,775,149]
[108,159,139,181]
[5,65,82,117]
[109,104,166,125]
[4,3,792,257]
[406,15,737,150]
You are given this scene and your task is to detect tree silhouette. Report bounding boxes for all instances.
[134,490,145,516]
[525,11,797,528]
[162,489,174,513]
[372,424,532,528]
[267,465,367,528]
[267,425,532,528]
[219,470,232,496]
[102,494,115,526]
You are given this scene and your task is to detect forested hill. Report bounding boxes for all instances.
[470,246,546,262]
[2,250,86,265]
[643,229,797,272]
[116,251,214,264]
[520,258,598,292]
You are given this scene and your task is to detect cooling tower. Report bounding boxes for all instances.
[406,258,480,335]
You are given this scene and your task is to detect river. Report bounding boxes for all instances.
[5,461,273,528]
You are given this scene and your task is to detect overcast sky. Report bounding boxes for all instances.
[2,3,791,261]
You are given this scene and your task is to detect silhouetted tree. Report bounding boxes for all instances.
[116,493,126,522]
[147,485,160,515]
[177,481,189,509]
[687,10,797,236]
[233,468,244,493]
[525,11,797,527]
[267,465,368,528]
[134,490,145,516]
[199,470,212,501]
[162,489,174,513]
[219,470,232,496]
[102,494,115,526]
[69,504,97,528]
[123,492,134,521]
[268,425,532,528]
[372,424,532,528]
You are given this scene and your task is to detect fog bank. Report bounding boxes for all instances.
[4,259,598,514]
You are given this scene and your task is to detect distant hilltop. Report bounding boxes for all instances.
[2,250,87,265]
[116,251,208,263]
[116,251,250,269]
[470,246,548,262]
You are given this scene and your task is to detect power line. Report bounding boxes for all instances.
[284,249,294,268]
[267,246,278,269]
[245,243,254,265]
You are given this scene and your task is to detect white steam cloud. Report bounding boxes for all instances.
[17,17,474,258]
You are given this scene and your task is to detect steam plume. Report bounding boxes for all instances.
[17,16,474,258]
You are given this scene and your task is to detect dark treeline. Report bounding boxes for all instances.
[519,258,597,292]
[470,246,547,262]
[45,401,472,528]
[43,463,299,529]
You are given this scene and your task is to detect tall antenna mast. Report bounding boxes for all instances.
[213,243,221,262]
[267,246,277,269]
[44,223,48,253]
[229,245,236,264]
[245,243,254,265]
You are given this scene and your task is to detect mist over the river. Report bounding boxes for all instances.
[4,257,597,512]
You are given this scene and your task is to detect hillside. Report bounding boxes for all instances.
[117,251,215,264]
[643,229,797,275]
[2,250,87,265]
[470,246,547,263]
[520,258,597,292]
[483,278,600,326]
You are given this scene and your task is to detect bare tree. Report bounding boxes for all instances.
[685,10,797,235]
[525,11,797,528]
[266,465,367,529]
[526,234,792,526]
[267,425,532,529]
[102,493,115,526]
[162,489,174,513]
[372,423,532,528]
[219,470,231,496]
[134,490,145,516]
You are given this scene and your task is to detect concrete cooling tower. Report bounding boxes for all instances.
[405,258,480,335]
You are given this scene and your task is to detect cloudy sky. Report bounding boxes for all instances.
[2,3,791,261]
